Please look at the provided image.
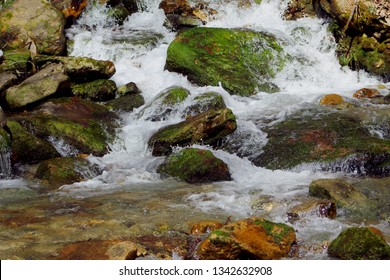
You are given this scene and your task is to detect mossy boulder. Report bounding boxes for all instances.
[165,27,285,96]
[157,148,231,184]
[7,120,60,164]
[0,0,66,55]
[71,79,117,102]
[34,55,116,83]
[0,48,31,74]
[0,72,18,94]
[105,93,145,112]
[253,108,390,174]
[10,97,118,156]
[5,63,70,109]
[183,92,226,118]
[328,227,390,260]
[34,157,102,190]
[148,108,237,156]
[196,217,296,260]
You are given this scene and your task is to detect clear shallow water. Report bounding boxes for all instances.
[0,0,389,259]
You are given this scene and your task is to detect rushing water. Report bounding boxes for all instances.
[0,0,389,259]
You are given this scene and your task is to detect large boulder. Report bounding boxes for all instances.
[328,227,390,260]
[0,0,66,55]
[165,27,285,96]
[157,148,231,184]
[148,108,237,156]
[5,63,70,109]
[196,217,296,260]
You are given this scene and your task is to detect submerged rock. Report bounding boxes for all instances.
[157,148,231,184]
[183,92,226,118]
[328,227,390,260]
[148,108,237,156]
[165,27,285,96]
[196,217,296,260]
[35,157,102,190]
[0,0,66,55]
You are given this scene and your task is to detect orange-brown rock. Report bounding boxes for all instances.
[56,240,146,260]
[319,94,344,105]
[159,0,192,15]
[353,88,381,98]
[196,217,296,260]
[62,0,88,19]
[190,221,224,235]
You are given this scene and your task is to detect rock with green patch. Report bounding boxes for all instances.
[105,93,145,112]
[0,48,31,74]
[140,86,190,121]
[196,217,296,260]
[34,157,102,190]
[10,97,118,156]
[5,63,70,109]
[148,108,237,156]
[0,0,66,55]
[157,148,231,184]
[328,226,390,260]
[253,107,390,174]
[7,120,60,164]
[183,92,226,118]
[0,72,17,94]
[165,27,285,96]
[34,55,116,83]
[71,79,117,102]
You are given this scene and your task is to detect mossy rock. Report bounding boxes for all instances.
[71,79,117,102]
[165,27,285,96]
[7,120,60,164]
[328,227,390,260]
[105,93,145,112]
[0,48,31,74]
[148,108,237,156]
[157,148,231,184]
[0,126,11,151]
[34,157,102,190]
[196,217,296,260]
[183,92,226,118]
[254,108,390,174]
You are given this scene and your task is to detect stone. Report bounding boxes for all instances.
[157,148,232,184]
[165,27,285,96]
[196,217,296,260]
[328,227,390,259]
[183,92,226,118]
[353,88,381,98]
[34,157,102,190]
[148,108,237,156]
[5,63,70,109]
[0,49,31,74]
[105,93,145,112]
[0,72,17,94]
[71,79,117,102]
[0,0,66,55]
[319,94,345,105]
[190,221,224,235]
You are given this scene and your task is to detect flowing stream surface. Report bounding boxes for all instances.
[0,0,389,259]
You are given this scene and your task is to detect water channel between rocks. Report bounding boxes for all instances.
[0,0,389,259]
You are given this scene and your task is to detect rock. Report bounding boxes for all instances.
[353,88,381,98]
[71,79,117,102]
[287,197,337,222]
[183,92,226,118]
[140,86,190,121]
[159,0,192,15]
[34,55,116,83]
[0,49,31,74]
[0,106,6,128]
[7,121,60,164]
[165,27,285,96]
[5,63,70,109]
[284,0,319,20]
[309,179,370,212]
[328,227,390,260]
[51,0,88,20]
[34,157,102,190]
[0,72,18,94]
[105,93,145,112]
[190,221,224,235]
[196,217,296,260]
[148,108,237,156]
[56,240,146,260]
[117,82,140,96]
[0,0,66,55]
[319,94,345,105]
[253,108,390,174]
[10,97,118,156]
[157,148,232,184]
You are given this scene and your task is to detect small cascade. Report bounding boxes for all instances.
[0,137,12,180]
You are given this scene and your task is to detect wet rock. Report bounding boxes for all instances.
[34,55,116,83]
[288,197,337,222]
[10,96,118,156]
[0,49,31,74]
[0,0,66,55]
[0,72,18,94]
[56,240,147,260]
[105,93,145,112]
[35,157,102,190]
[7,121,60,164]
[190,220,224,235]
[319,94,345,105]
[165,27,285,96]
[157,148,232,184]
[117,82,140,96]
[71,79,117,102]
[196,217,296,260]
[353,88,381,98]
[5,63,70,109]
[328,226,390,260]
[183,92,226,118]
[148,108,237,156]
[284,0,319,20]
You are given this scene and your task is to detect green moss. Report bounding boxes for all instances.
[0,127,11,150]
[159,86,190,105]
[0,49,31,73]
[71,79,117,102]
[254,219,294,245]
